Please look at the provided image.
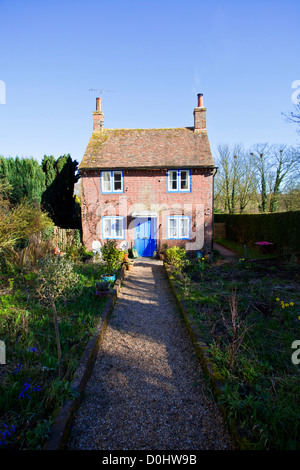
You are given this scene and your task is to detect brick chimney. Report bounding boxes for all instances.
[93,97,105,131]
[193,93,206,132]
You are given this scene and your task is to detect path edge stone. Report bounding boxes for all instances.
[43,265,127,450]
[164,263,252,451]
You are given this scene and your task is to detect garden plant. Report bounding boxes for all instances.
[0,235,123,449]
[165,245,300,450]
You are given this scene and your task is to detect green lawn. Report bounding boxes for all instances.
[214,237,279,259]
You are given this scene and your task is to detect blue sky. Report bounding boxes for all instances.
[0,0,299,165]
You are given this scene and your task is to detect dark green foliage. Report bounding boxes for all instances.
[0,156,46,205]
[101,240,122,273]
[41,154,80,228]
[41,155,56,188]
[165,246,187,269]
[0,154,81,229]
[215,211,300,252]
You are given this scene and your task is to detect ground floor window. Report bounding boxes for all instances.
[102,216,124,239]
[101,215,190,241]
[167,216,190,239]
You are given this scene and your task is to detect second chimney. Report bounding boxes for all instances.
[193,93,206,132]
[93,97,105,131]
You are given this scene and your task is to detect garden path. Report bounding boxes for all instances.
[213,242,238,258]
[67,258,234,450]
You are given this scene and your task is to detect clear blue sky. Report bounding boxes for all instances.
[0,0,299,165]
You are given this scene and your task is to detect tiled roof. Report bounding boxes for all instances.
[79,127,214,170]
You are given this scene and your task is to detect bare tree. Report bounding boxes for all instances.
[282,102,300,134]
[250,144,272,213]
[214,144,240,213]
[214,144,257,213]
[36,255,79,377]
[237,152,258,213]
[251,144,299,212]
[268,145,298,212]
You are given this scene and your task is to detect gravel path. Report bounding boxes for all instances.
[67,259,234,450]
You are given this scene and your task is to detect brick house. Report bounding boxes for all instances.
[79,94,216,257]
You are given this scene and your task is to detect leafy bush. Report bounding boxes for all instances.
[165,246,186,269]
[101,240,122,273]
[0,181,53,271]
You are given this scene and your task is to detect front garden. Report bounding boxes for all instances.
[1,224,299,450]
[0,239,125,450]
[165,245,300,450]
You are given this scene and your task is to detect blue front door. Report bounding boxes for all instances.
[134,217,156,257]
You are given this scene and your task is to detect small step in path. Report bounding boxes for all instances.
[67,258,234,450]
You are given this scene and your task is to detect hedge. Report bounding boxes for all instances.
[214,211,300,252]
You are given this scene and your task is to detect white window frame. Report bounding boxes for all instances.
[101,171,124,193]
[167,216,190,239]
[167,170,191,192]
[102,216,125,239]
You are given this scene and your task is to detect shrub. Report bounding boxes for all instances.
[165,246,187,269]
[35,255,79,377]
[101,240,122,273]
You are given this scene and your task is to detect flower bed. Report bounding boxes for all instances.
[165,249,300,450]
[0,260,121,449]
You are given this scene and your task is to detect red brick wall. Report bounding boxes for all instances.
[194,108,206,130]
[81,168,214,253]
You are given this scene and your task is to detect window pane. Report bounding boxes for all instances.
[180,171,188,190]
[169,218,178,237]
[114,218,122,237]
[114,172,122,191]
[103,219,112,238]
[169,171,177,190]
[180,218,189,238]
[102,172,111,192]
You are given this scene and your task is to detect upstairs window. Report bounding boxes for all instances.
[167,216,190,239]
[101,171,124,193]
[167,170,191,192]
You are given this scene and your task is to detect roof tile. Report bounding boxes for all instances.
[79,127,214,170]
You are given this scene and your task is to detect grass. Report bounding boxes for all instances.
[0,261,118,450]
[215,237,279,259]
[167,249,300,450]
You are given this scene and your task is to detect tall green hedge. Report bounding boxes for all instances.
[214,211,300,251]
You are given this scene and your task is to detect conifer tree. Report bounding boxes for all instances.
[0,156,45,205]
[41,154,80,228]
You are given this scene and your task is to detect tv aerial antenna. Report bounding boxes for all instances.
[89,88,116,97]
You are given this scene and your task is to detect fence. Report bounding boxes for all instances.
[50,226,82,250]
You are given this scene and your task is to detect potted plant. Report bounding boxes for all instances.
[119,241,129,262]
[125,259,134,270]
[95,280,111,297]
[101,240,121,281]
